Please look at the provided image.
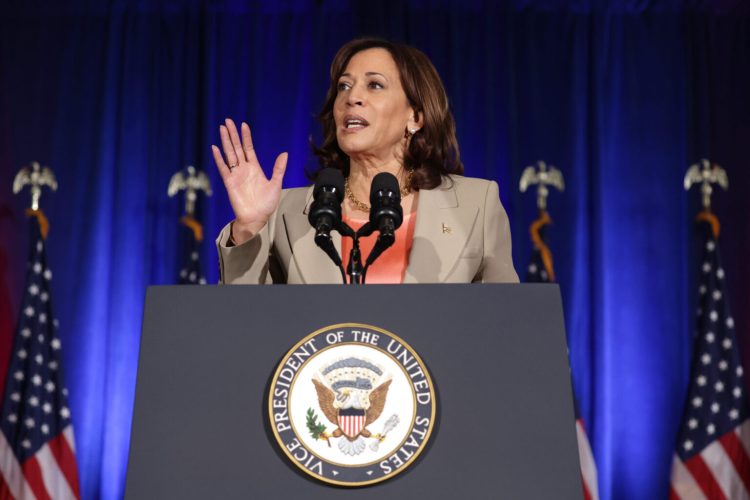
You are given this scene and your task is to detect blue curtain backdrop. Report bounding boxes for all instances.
[1,1,749,498]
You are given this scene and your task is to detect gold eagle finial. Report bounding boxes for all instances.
[168,165,212,216]
[683,158,728,211]
[12,161,58,211]
[519,160,565,211]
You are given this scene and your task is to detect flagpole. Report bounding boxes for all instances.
[168,165,212,284]
[519,160,564,283]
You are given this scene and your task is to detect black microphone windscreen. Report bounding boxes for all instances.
[314,168,345,201]
[370,172,401,205]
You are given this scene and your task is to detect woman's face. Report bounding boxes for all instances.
[333,48,416,165]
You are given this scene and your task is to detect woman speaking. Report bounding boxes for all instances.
[212,38,519,284]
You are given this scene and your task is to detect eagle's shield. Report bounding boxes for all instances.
[338,408,366,439]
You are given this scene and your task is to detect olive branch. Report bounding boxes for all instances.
[306,408,331,447]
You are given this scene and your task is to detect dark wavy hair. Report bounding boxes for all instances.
[311,38,463,190]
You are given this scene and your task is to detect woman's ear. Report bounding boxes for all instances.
[407,110,424,132]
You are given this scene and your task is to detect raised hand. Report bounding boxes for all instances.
[212,118,287,244]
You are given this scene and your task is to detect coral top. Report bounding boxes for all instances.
[341,211,417,284]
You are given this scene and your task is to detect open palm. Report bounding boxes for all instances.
[212,118,287,241]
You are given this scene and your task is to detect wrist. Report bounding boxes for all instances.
[230,219,267,245]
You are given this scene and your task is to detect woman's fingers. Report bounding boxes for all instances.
[219,125,239,168]
[270,152,288,187]
[224,118,247,164]
[240,122,259,164]
[211,145,228,178]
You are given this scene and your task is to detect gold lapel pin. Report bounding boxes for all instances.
[442,223,452,234]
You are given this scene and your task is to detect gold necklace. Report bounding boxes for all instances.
[345,170,413,212]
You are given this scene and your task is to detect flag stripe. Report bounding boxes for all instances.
[671,456,708,500]
[576,419,599,500]
[36,442,76,500]
[684,453,728,500]
[63,427,76,454]
[0,475,14,500]
[0,430,33,499]
[21,457,50,500]
[701,437,749,499]
[737,421,750,459]
[48,427,79,498]
[581,474,592,500]
[720,430,750,495]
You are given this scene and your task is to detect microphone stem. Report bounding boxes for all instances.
[361,264,369,284]
[346,235,364,285]
[339,265,347,284]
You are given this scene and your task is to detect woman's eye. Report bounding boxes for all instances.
[337,82,351,91]
[368,81,384,89]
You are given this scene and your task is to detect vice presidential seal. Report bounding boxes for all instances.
[268,323,436,486]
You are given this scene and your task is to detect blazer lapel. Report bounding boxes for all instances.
[403,179,479,283]
[283,187,343,284]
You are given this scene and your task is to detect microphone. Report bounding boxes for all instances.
[364,172,403,269]
[308,168,344,267]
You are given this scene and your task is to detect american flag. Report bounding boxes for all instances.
[178,216,206,285]
[525,245,551,282]
[0,216,80,499]
[670,222,750,499]
[525,214,599,500]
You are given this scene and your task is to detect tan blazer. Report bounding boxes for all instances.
[216,175,519,284]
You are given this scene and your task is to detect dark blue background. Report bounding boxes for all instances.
[1,1,749,498]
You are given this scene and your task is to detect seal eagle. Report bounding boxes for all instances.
[312,358,392,456]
